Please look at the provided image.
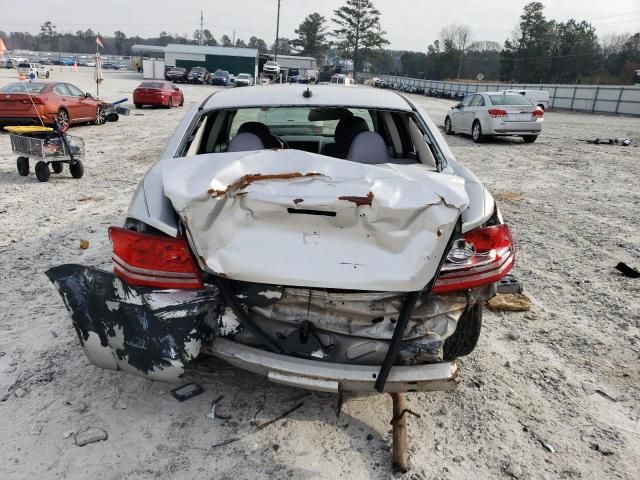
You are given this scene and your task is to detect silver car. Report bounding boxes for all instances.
[47,86,515,393]
[444,92,544,143]
[234,73,254,87]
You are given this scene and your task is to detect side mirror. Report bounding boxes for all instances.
[174,87,179,91]
[84,92,92,98]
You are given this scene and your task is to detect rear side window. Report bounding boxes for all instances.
[470,95,485,107]
[53,84,71,96]
[66,84,84,96]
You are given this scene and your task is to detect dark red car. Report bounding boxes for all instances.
[133,81,184,109]
[0,81,106,127]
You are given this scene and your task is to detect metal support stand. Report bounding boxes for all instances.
[390,392,409,472]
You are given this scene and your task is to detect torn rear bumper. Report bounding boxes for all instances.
[204,338,459,393]
[46,264,219,383]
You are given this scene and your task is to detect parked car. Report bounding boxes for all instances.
[0,81,107,127]
[47,85,515,394]
[34,63,50,78]
[16,62,33,76]
[504,89,549,111]
[133,81,184,109]
[263,60,280,75]
[212,69,230,86]
[102,62,119,70]
[188,67,212,85]
[234,73,254,87]
[444,92,544,143]
[165,67,188,83]
[85,61,96,68]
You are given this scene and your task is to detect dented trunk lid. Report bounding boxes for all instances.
[162,149,469,292]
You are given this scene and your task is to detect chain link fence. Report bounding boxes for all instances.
[360,74,640,116]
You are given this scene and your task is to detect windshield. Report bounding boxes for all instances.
[191,68,205,73]
[229,107,375,137]
[214,72,226,78]
[265,61,277,66]
[488,94,533,106]
[169,68,185,73]
[0,83,47,93]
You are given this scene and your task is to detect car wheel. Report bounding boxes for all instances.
[522,135,537,143]
[57,109,69,129]
[51,162,63,174]
[537,104,545,111]
[69,160,84,179]
[135,104,142,109]
[46,71,50,79]
[17,157,29,176]
[166,97,173,109]
[444,116,453,135]
[472,120,484,143]
[179,95,184,107]
[35,161,50,182]
[443,303,483,360]
[94,105,106,125]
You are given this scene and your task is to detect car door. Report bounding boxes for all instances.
[52,83,77,121]
[468,94,486,129]
[170,83,181,103]
[67,83,96,120]
[453,94,475,133]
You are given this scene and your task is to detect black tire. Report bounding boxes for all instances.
[522,135,537,143]
[57,109,69,129]
[135,104,143,109]
[443,304,483,360]
[35,161,50,182]
[51,162,63,174]
[17,157,29,176]
[472,120,484,143]
[444,116,453,135]
[179,95,184,107]
[166,97,173,109]
[94,105,106,125]
[45,71,50,79]
[69,160,84,179]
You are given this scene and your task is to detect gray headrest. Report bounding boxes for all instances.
[347,132,390,164]
[227,132,265,152]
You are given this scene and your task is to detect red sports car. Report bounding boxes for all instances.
[0,81,106,127]
[133,81,184,109]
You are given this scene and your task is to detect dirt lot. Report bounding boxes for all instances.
[0,68,639,480]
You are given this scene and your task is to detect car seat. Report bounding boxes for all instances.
[347,132,390,165]
[322,116,370,159]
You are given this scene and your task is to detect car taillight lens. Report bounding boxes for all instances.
[109,227,203,289]
[488,109,508,118]
[22,97,46,104]
[432,224,514,293]
[532,107,544,118]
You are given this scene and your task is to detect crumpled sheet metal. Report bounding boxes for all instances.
[45,264,219,383]
[162,149,469,291]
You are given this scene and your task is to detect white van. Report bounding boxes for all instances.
[330,74,355,86]
[505,89,549,110]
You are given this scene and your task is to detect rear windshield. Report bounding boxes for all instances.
[237,74,250,79]
[191,67,206,72]
[169,68,185,72]
[214,72,227,77]
[139,82,165,89]
[488,94,533,106]
[18,63,30,68]
[0,83,47,93]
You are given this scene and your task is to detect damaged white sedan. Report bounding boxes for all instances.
[47,85,514,393]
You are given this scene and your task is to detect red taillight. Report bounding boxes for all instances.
[488,109,508,118]
[532,107,544,118]
[21,97,46,105]
[432,224,514,293]
[108,227,203,289]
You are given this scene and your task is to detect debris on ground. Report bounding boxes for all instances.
[74,427,108,446]
[79,240,89,250]
[504,462,523,478]
[579,137,633,146]
[170,383,203,402]
[615,262,640,278]
[257,402,305,430]
[498,274,524,294]
[487,293,532,311]
[493,191,525,202]
[206,395,231,421]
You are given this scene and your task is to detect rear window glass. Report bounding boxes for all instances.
[488,94,533,106]
[0,83,47,93]
[140,82,165,88]
[214,72,226,77]
[18,63,31,68]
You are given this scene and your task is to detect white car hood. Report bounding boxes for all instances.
[162,149,469,292]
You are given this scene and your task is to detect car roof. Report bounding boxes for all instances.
[204,85,412,111]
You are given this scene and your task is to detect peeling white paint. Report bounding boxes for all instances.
[258,290,283,300]
[219,307,241,336]
[163,149,469,291]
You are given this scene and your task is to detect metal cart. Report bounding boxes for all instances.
[6,126,85,182]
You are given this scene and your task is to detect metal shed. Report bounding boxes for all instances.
[164,44,258,76]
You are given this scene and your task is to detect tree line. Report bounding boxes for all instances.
[2,1,639,84]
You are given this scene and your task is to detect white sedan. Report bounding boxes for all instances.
[445,92,544,143]
[234,73,254,87]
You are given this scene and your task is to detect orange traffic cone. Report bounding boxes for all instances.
[73,61,78,72]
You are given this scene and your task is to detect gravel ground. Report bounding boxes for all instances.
[0,68,639,480]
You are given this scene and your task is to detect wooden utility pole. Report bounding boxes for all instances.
[200,11,204,45]
[274,0,281,62]
[390,393,409,472]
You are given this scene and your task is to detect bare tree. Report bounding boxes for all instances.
[440,24,472,79]
[601,32,631,57]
